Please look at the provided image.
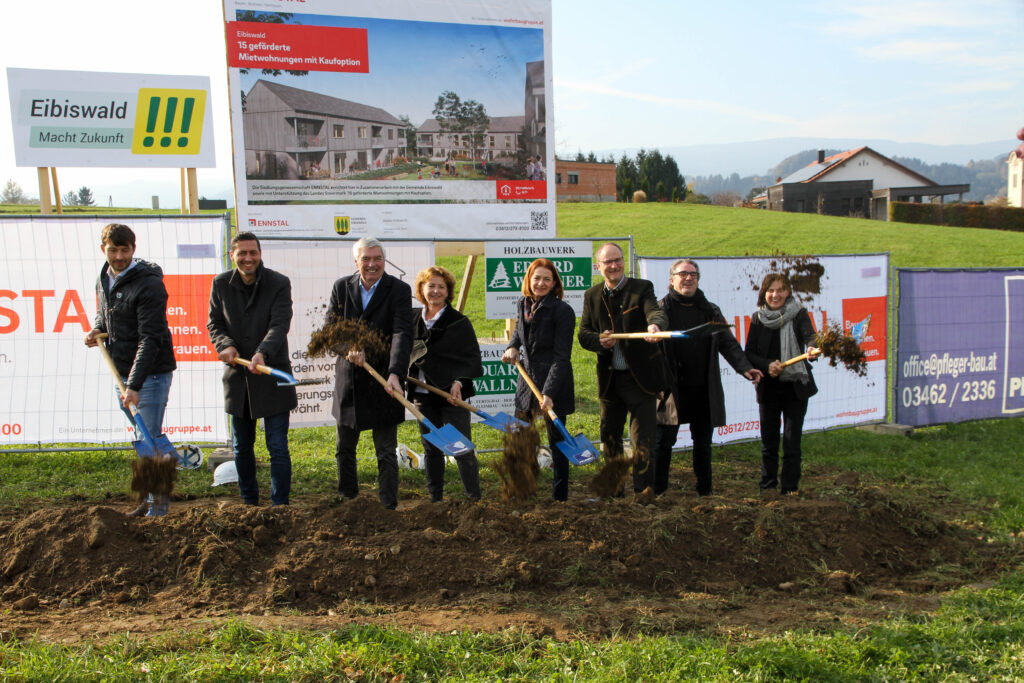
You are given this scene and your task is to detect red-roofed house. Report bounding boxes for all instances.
[762,147,969,220]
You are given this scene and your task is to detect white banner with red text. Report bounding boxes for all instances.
[0,215,228,445]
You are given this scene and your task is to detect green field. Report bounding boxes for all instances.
[2,202,1024,680]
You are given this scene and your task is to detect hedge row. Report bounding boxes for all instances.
[890,201,1024,232]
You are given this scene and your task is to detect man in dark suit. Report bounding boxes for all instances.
[328,237,412,509]
[578,242,668,493]
[207,231,298,506]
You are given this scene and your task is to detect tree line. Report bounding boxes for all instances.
[2,180,95,206]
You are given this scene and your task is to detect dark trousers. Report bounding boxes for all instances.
[335,422,399,509]
[653,388,714,496]
[521,410,571,501]
[232,411,292,505]
[414,392,480,501]
[599,370,656,492]
[758,392,808,493]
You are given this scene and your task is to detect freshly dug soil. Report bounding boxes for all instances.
[0,463,1016,643]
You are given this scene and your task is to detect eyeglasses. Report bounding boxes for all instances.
[672,270,699,279]
[598,257,624,265]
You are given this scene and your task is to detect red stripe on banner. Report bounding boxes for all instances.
[226,21,369,73]
[495,180,546,200]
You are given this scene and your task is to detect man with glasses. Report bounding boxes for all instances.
[327,237,412,509]
[653,258,762,497]
[578,242,667,494]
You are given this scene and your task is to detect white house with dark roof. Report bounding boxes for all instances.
[762,146,969,220]
[243,79,407,179]
[417,115,525,161]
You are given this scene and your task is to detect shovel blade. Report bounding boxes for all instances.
[423,423,475,458]
[550,418,599,466]
[477,410,528,432]
[131,438,158,459]
[555,436,600,466]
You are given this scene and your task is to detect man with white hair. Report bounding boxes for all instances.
[327,237,413,509]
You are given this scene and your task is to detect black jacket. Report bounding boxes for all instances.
[408,305,482,400]
[94,259,176,391]
[207,263,298,419]
[658,290,754,427]
[578,277,668,397]
[329,272,413,430]
[745,308,819,402]
[507,294,576,416]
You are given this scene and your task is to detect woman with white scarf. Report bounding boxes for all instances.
[744,274,820,495]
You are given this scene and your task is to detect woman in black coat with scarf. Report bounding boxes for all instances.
[744,273,820,495]
[502,258,576,501]
[408,266,483,501]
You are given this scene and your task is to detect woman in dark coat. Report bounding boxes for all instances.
[744,273,820,495]
[408,266,483,501]
[501,258,576,501]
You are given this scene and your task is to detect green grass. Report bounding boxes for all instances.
[4,577,1024,680]
[3,201,1024,679]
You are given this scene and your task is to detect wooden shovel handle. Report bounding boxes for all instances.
[360,361,427,423]
[93,333,128,395]
[514,361,558,422]
[780,348,821,368]
[600,331,674,340]
[405,376,477,413]
[232,357,273,376]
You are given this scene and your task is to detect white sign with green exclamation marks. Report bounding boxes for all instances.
[6,67,215,167]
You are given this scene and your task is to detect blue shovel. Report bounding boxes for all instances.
[361,362,474,458]
[232,357,326,386]
[515,362,599,466]
[406,375,528,432]
[600,321,732,341]
[95,334,181,463]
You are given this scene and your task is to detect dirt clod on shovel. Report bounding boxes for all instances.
[130,456,178,498]
[493,419,540,502]
[307,317,387,359]
[814,322,868,376]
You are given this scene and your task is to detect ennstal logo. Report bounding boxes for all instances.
[247,218,289,227]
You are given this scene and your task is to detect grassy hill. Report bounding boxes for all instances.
[556,202,1024,268]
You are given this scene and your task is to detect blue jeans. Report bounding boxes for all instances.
[117,372,173,441]
[232,411,292,506]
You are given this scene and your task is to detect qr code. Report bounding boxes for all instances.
[530,211,548,231]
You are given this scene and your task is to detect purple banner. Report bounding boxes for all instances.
[896,269,1024,426]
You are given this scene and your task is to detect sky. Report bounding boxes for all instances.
[1,0,1021,207]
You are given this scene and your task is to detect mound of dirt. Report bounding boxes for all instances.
[0,473,1015,641]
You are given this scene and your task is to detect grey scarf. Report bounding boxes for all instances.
[755,297,809,384]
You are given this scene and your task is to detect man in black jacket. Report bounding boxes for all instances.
[85,223,177,516]
[653,259,762,497]
[328,237,412,509]
[578,242,667,493]
[207,232,298,506]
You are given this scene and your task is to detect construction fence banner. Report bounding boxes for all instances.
[895,268,1024,427]
[0,215,228,445]
[6,68,216,168]
[223,0,554,240]
[638,254,888,448]
[484,240,592,319]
